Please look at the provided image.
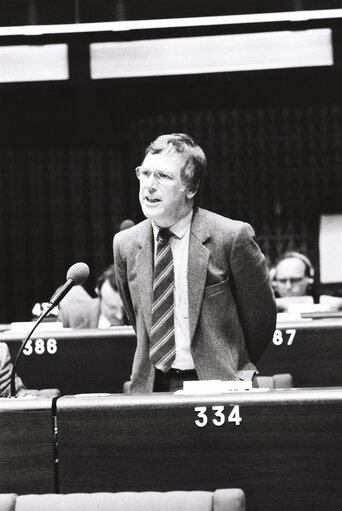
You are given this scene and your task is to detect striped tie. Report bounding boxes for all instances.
[150,228,176,372]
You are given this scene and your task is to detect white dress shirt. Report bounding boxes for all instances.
[98,313,111,329]
[152,209,195,370]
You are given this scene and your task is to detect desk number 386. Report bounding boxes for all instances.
[194,405,241,427]
[23,338,58,355]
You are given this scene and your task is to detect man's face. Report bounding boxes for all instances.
[138,150,195,228]
[100,279,124,325]
[275,257,310,297]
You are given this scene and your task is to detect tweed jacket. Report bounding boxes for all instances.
[113,207,276,393]
[59,297,126,328]
[0,342,26,397]
[59,298,102,328]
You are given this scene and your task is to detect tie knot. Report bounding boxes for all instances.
[157,228,173,242]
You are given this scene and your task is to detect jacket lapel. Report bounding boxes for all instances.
[188,208,210,342]
[136,221,154,337]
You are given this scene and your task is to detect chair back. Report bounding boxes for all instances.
[0,489,246,511]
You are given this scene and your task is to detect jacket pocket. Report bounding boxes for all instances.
[204,277,229,297]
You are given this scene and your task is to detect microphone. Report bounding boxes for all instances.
[10,262,90,397]
[119,219,135,231]
[47,262,90,310]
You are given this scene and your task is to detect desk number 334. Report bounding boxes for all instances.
[194,405,241,427]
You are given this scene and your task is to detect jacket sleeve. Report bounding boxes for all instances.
[229,223,277,363]
[0,342,26,398]
[113,234,137,331]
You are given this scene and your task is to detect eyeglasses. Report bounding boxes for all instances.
[277,277,306,285]
[135,166,174,185]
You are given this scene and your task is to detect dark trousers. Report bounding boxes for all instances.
[153,368,259,392]
[153,368,199,392]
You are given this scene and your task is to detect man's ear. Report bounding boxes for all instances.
[186,188,197,199]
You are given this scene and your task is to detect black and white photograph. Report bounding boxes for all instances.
[0,1,342,510]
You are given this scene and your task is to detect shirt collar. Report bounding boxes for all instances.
[152,209,193,241]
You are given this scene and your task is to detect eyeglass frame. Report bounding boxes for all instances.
[135,166,175,185]
[276,276,307,285]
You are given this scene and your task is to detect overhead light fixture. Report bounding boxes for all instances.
[0,44,69,83]
[90,28,333,79]
[0,9,341,36]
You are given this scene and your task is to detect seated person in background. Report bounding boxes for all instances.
[32,282,92,321]
[59,264,125,328]
[0,342,26,397]
[272,252,316,311]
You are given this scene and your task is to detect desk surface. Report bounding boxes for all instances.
[57,388,342,510]
[0,397,56,494]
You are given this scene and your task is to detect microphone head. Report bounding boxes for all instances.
[66,262,90,285]
[119,219,135,231]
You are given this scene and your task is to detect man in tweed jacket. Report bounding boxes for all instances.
[114,133,276,393]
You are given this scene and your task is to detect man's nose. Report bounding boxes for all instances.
[285,279,292,289]
[145,173,158,189]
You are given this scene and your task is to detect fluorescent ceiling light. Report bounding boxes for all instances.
[0,9,341,36]
[90,28,333,79]
[0,44,69,83]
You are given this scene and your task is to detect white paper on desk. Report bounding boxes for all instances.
[9,321,64,332]
[320,295,342,309]
[276,312,304,322]
[288,303,331,314]
[177,380,253,395]
[319,214,342,283]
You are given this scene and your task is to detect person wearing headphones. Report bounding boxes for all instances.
[274,252,315,298]
[272,252,316,311]
[273,251,342,313]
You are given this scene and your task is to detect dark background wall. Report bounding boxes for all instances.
[1,65,342,321]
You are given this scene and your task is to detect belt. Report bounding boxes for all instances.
[166,368,198,377]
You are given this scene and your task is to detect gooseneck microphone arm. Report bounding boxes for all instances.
[10,262,90,398]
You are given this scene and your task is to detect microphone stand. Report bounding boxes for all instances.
[10,303,54,398]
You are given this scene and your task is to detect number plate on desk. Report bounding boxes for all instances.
[23,338,58,355]
[194,405,241,427]
[273,329,296,346]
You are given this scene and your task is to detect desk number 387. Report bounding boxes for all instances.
[194,405,241,427]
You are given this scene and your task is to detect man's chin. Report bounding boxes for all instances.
[141,203,163,221]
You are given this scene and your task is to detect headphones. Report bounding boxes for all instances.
[279,252,315,280]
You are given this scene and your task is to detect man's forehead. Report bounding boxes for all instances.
[142,149,185,170]
[276,257,306,276]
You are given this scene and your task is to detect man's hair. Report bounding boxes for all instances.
[145,133,207,197]
[96,264,117,293]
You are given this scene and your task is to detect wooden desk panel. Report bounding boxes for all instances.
[3,318,342,393]
[258,318,342,387]
[0,398,55,494]
[57,389,342,510]
[2,327,136,395]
